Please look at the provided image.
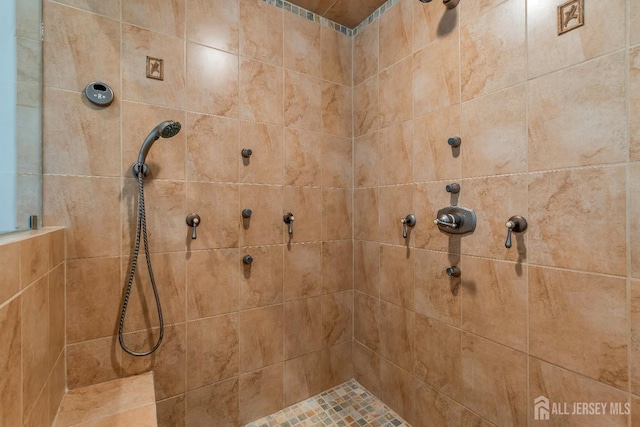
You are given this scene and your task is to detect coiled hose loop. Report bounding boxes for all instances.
[118,163,164,356]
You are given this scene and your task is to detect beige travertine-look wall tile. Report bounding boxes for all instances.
[528,166,626,275]
[121,252,186,331]
[239,245,284,310]
[379,56,412,128]
[353,20,378,86]
[379,301,414,372]
[530,358,629,426]
[66,337,120,390]
[123,0,185,37]
[413,381,463,427]
[66,257,120,343]
[354,291,380,351]
[51,0,120,19]
[459,0,507,25]
[414,315,462,401]
[379,244,414,310]
[122,25,186,110]
[122,179,187,254]
[186,314,239,390]
[186,43,238,117]
[378,185,413,246]
[354,76,379,137]
[0,298,21,427]
[120,324,187,400]
[283,186,322,242]
[321,27,352,86]
[239,305,283,372]
[284,129,322,186]
[122,102,186,180]
[284,297,322,359]
[322,82,353,138]
[283,342,352,407]
[380,358,414,424]
[460,0,525,101]
[284,13,321,77]
[185,378,239,426]
[187,249,239,320]
[528,52,627,171]
[238,122,284,184]
[461,174,528,262]
[284,70,322,132]
[413,35,459,118]
[354,241,379,297]
[354,132,379,188]
[44,176,120,259]
[353,343,380,397]
[323,243,353,291]
[284,243,322,301]
[239,364,284,425]
[239,0,283,66]
[186,113,239,183]
[631,165,640,278]
[156,394,185,427]
[186,183,239,249]
[633,0,640,46]
[530,267,627,390]
[322,135,352,188]
[461,333,527,426]
[414,249,460,326]
[240,58,284,125]
[239,185,283,246]
[527,0,626,79]
[460,256,527,351]
[630,46,640,161]
[413,105,461,183]
[322,188,353,241]
[634,280,640,393]
[186,0,239,53]
[413,0,457,52]
[379,0,412,70]
[379,121,413,186]
[461,84,527,177]
[20,233,49,289]
[44,88,121,177]
[322,290,353,346]
[43,2,120,92]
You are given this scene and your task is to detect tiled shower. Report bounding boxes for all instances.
[2,0,640,425]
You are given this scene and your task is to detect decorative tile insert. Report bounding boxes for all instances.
[243,379,410,427]
[262,0,398,36]
[557,0,584,35]
[146,56,164,80]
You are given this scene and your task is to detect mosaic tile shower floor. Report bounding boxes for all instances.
[243,379,410,427]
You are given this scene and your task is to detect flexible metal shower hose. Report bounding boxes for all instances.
[118,163,164,356]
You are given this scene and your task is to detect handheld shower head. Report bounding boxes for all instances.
[132,120,181,177]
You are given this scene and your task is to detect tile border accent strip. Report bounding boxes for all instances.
[262,0,399,37]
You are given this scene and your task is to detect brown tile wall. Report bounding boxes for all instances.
[0,228,66,427]
[41,0,352,426]
[353,0,640,426]
[37,0,640,425]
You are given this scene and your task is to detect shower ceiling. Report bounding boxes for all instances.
[287,0,388,28]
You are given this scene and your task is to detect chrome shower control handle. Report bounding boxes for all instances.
[186,213,201,240]
[400,214,416,238]
[504,215,527,248]
[243,255,253,265]
[283,213,295,235]
[433,214,459,229]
